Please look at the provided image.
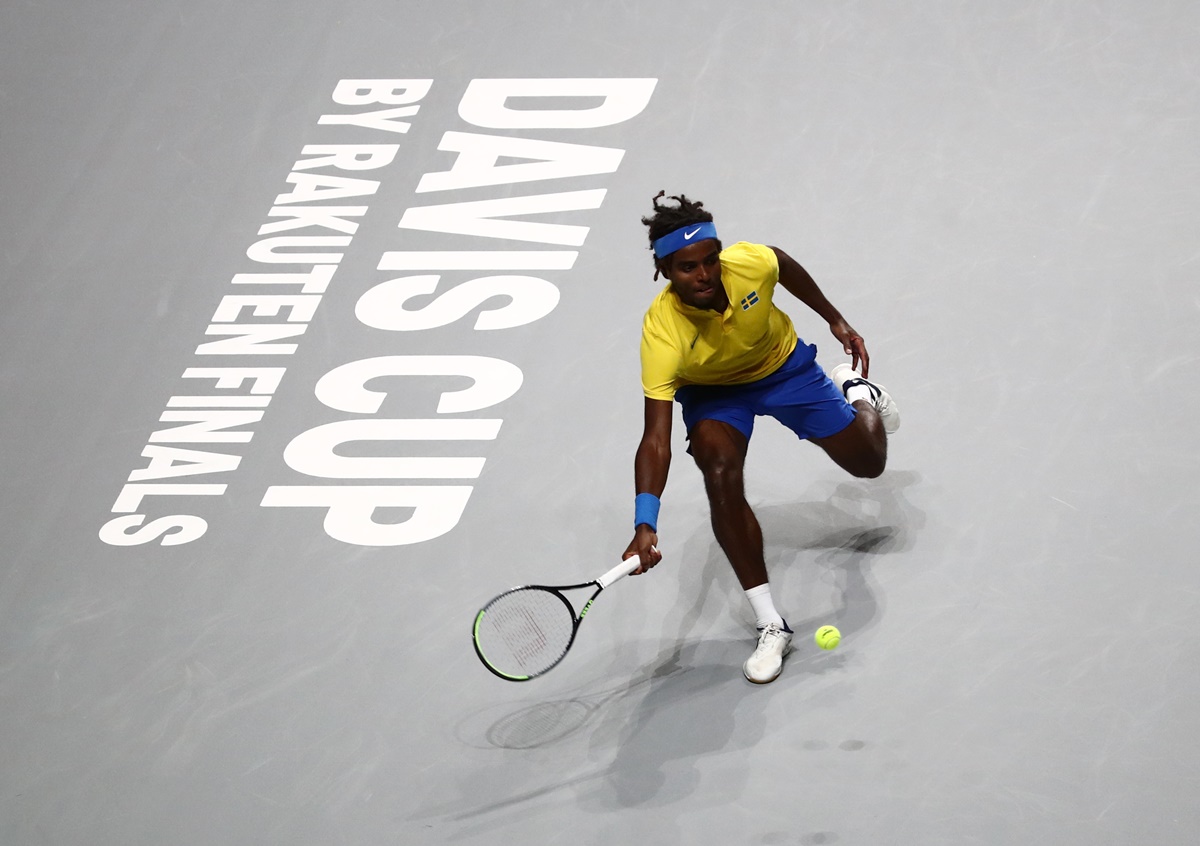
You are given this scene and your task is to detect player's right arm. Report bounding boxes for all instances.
[624,397,672,574]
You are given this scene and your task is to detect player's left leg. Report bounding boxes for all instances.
[810,364,899,478]
[687,418,766,590]
[685,414,793,684]
[809,408,887,478]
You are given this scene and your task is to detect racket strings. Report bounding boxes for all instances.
[477,589,575,676]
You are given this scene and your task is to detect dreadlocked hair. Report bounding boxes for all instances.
[641,191,717,279]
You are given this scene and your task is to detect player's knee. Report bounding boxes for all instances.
[853,447,887,479]
[707,460,744,491]
[694,450,743,493]
[858,461,885,479]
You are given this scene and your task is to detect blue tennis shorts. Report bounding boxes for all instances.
[676,343,856,444]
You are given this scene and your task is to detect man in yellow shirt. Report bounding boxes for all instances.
[622,192,900,684]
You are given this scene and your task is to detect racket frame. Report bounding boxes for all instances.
[472,558,640,681]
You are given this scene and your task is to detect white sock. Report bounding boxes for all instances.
[744,583,785,629]
[846,381,875,405]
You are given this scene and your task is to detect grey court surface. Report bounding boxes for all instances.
[2,2,1198,844]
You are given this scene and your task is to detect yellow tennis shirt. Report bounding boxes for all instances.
[640,241,799,401]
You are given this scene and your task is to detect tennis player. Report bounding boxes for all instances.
[622,192,900,684]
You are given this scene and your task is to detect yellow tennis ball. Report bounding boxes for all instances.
[815,625,841,650]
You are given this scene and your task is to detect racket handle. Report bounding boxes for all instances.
[600,548,657,589]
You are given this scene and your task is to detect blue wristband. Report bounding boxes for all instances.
[634,493,661,532]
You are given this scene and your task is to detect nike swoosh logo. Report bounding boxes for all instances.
[683,227,702,240]
[690,332,700,349]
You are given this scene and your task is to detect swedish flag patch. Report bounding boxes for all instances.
[740,291,760,311]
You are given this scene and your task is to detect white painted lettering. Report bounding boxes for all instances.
[356,274,559,331]
[181,367,286,394]
[150,410,265,443]
[319,106,422,135]
[246,236,351,265]
[196,324,307,356]
[99,514,209,546]
[129,445,242,481]
[293,144,400,172]
[458,78,658,129]
[314,355,523,415]
[283,418,502,479]
[377,251,578,271]
[259,206,367,236]
[330,79,433,106]
[212,295,321,324]
[166,396,270,408]
[398,189,605,245]
[259,485,473,546]
[274,173,380,205]
[231,266,337,293]
[416,132,624,193]
[111,483,227,512]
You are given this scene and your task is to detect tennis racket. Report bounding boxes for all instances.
[472,556,645,681]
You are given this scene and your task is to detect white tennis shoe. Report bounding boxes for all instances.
[829,363,901,434]
[743,622,793,684]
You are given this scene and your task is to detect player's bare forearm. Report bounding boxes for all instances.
[634,436,670,497]
[771,246,871,375]
[634,397,673,496]
[626,397,673,573]
[771,246,845,326]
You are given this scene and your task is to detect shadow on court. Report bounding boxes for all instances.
[438,470,927,824]
[577,471,924,811]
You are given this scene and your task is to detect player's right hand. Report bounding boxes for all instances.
[830,318,870,378]
[623,527,662,575]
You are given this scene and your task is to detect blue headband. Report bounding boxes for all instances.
[652,222,719,258]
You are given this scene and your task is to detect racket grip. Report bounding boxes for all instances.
[600,548,657,589]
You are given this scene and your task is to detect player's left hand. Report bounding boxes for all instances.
[830,319,869,378]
